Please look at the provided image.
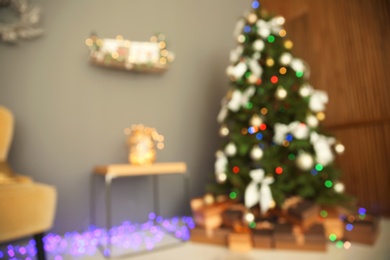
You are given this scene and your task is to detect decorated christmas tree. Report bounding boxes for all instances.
[212,0,351,215]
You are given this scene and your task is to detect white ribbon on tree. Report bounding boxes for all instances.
[227,86,256,112]
[309,90,328,112]
[245,169,274,214]
[214,150,228,174]
[217,96,228,123]
[310,132,335,166]
[256,16,285,38]
[273,121,310,144]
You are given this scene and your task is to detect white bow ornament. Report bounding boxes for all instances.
[256,16,285,38]
[273,121,309,144]
[245,169,275,214]
[227,86,256,112]
[217,96,228,123]
[310,132,335,166]
[214,151,228,174]
[309,90,328,112]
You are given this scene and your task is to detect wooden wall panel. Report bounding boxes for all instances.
[261,0,390,215]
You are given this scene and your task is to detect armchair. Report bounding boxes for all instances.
[0,106,57,260]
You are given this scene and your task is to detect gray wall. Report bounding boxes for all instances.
[0,0,250,234]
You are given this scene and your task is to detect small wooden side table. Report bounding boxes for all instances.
[90,162,189,258]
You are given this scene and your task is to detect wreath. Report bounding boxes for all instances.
[0,0,43,43]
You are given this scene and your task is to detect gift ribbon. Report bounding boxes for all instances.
[256,221,274,230]
[245,169,274,214]
[281,196,302,212]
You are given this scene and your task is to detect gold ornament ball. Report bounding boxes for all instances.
[296,153,314,170]
[244,212,255,223]
[247,13,258,24]
[307,114,319,128]
[250,114,263,126]
[275,87,287,100]
[225,142,237,156]
[248,74,258,84]
[334,142,345,154]
[219,125,229,137]
[250,146,264,160]
[216,172,227,183]
[334,182,345,193]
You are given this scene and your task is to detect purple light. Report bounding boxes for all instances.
[149,212,156,220]
[346,223,354,231]
[0,215,194,259]
[19,247,26,255]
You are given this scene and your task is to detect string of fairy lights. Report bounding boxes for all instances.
[0,208,368,259]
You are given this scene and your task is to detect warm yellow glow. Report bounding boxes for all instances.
[96,39,103,46]
[241,128,248,135]
[85,38,93,47]
[247,13,258,24]
[111,52,119,59]
[244,212,255,223]
[237,35,245,43]
[150,36,158,42]
[116,35,124,41]
[159,41,166,49]
[125,124,164,165]
[204,193,215,205]
[124,40,131,47]
[344,241,351,249]
[219,126,229,137]
[279,67,287,74]
[316,112,326,121]
[266,58,274,67]
[161,49,168,57]
[248,74,258,84]
[279,29,287,37]
[261,108,268,115]
[282,140,289,147]
[334,143,345,154]
[159,57,167,65]
[284,40,293,49]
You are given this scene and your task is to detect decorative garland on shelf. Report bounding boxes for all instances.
[0,0,43,43]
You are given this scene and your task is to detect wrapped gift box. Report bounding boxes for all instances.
[228,231,253,252]
[274,222,327,251]
[252,221,274,249]
[343,214,380,245]
[320,206,345,239]
[190,226,231,246]
[190,196,235,230]
[221,204,245,228]
[282,199,320,229]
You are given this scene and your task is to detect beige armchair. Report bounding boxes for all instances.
[0,106,57,260]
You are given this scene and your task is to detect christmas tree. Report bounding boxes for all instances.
[212,0,350,214]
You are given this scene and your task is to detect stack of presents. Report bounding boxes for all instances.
[190,194,380,252]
